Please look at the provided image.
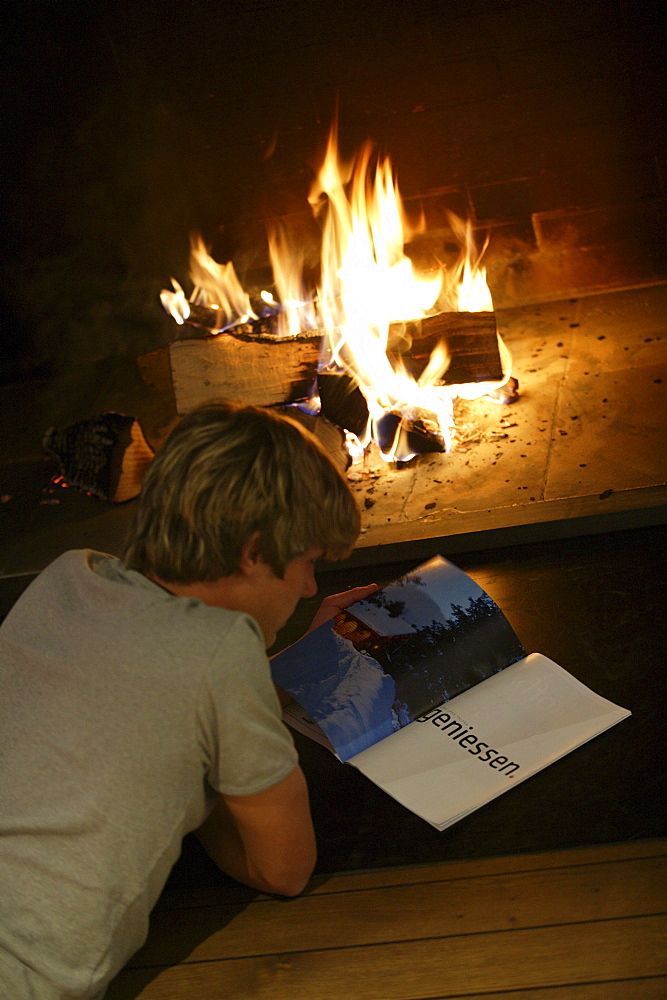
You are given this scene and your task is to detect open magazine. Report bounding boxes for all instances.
[271,556,631,831]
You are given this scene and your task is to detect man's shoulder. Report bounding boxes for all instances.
[18,549,266,657]
[35,548,113,582]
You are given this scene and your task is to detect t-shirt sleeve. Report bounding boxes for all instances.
[198,615,298,797]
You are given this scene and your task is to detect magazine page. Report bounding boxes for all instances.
[271,555,525,762]
[348,653,631,830]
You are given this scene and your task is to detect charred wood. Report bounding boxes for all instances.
[486,376,520,404]
[376,411,447,457]
[180,302,318,341]
[317,372,369,438]
[42,413,154,502]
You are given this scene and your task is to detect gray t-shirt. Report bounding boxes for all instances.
[0,550,297,999]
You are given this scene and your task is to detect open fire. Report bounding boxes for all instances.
[161,125,514,463]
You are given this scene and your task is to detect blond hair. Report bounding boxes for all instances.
[122,403,360,582]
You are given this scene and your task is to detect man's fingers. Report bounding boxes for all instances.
[307,583,379,632]
[323,584,379,609]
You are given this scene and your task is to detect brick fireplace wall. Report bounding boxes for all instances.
[1,0,665,386]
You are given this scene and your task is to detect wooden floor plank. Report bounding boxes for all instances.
[107,843,667,1000]
[110,975,667,1000]
[132,855,667,966]
[109,914,667,1000]
[306,839,667,896]
[157,838,667,908]
[434,980,667,1000]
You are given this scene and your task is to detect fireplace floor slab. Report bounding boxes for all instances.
[346,283,667,564]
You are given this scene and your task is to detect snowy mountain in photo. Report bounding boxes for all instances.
[283,629,397,760]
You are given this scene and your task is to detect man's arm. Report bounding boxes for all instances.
[194,764,316,897]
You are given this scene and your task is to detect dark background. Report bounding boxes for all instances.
[2,0,665,408]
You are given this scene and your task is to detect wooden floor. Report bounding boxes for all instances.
[107,839,666,1000]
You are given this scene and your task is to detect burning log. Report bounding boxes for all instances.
[391,311,502,385]
[42,413,154,502]
[168,332,320,411]
[165,311,503,415]
[176,307,502,383]
[315,374,450,456]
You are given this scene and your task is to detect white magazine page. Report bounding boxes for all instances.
[348,653,631,830]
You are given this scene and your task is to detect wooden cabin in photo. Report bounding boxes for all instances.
[333,607,415,661]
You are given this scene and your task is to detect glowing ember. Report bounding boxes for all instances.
[160,125,512,462]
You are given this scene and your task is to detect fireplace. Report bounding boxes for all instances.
[1,1,665,562]
[143,278,666,565]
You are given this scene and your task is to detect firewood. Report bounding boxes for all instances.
[42,413,154,502]
[179,306,501,385]
[166,311,502,416]
[387,312,503,385]
[180,302,318,340]
[168,334,320,413]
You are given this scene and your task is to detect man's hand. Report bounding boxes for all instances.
[272,583,379,706]
[306,583,379,634]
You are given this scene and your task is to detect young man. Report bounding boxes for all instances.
[0,402,373,1000]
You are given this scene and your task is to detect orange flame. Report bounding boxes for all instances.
[161,235,255,331]
[159,278,190,325]
[267,223,318,337]
[306,129,509,459]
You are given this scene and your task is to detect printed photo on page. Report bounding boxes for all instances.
[271,556,525,761]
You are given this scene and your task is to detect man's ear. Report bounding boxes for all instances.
[239,532,263,576]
